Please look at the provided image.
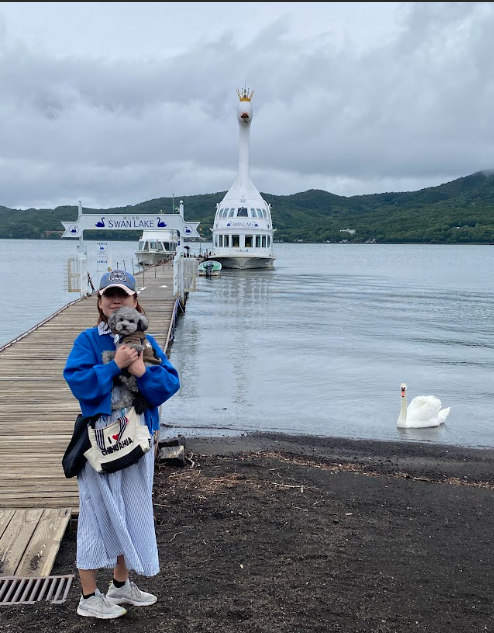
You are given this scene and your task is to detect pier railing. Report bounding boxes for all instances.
[173,255,198,301]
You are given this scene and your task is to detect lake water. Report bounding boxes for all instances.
[2,239,494,449]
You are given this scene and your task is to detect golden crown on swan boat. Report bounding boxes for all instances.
[237,87,255,102]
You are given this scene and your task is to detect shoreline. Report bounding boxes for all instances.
[4,431,494,632]
[184,431,494,484]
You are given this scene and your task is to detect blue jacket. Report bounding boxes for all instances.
[63,326,180,433]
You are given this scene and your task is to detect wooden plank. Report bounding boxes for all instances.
[0,459,65,465]
[0,490,77,499]
[0,474,75,481]
[0,498,79,509]
[0,485,77,494]
[0,509,15,539]
[15,507,71,576]
[1,497,79,505]
[0,428,76,437]
[0,509,43,576]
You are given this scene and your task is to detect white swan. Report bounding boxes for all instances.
[397,383,450,428]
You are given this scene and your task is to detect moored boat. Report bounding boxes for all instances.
[207,87,275,270]
[197,260,222,276]
[135,229,178,266]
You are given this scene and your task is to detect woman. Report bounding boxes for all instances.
[63,269,180,620]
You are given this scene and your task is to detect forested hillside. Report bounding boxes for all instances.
[1,170,494,243]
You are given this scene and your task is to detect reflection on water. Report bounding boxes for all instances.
[3,240,494,448]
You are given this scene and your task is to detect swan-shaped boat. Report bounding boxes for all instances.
[208,87,275,270]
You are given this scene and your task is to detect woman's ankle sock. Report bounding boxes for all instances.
[112,578,126,588]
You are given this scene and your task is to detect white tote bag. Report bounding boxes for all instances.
[84,407,152,474]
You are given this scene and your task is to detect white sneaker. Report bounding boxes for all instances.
[77,588,127,619]
[106,579,157,607]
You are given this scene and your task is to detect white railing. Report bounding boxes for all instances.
[66,252,88,296]
[173,255,198,301]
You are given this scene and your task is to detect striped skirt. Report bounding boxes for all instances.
[76,409,159,576]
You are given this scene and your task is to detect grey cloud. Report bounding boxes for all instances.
[0,2,493,208]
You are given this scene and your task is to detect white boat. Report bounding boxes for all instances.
[135,229,178,266]
[197,260,222,276]
[208,87,275,270]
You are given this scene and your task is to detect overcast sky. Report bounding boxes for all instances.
[0,2,493,210]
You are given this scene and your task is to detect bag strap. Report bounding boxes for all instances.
[87,407,132,430]
[86,413,100,429]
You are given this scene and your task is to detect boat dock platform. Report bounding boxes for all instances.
[0,263,181,578]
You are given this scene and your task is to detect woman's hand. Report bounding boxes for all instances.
[127,355,146,377]
[114,344,140,369]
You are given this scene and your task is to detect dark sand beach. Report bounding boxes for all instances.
[2,432,494,633]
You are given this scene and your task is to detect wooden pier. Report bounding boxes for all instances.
[0,263,181,577]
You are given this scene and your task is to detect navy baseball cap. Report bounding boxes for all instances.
[98,270,137,295]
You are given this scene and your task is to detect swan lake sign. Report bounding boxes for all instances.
[61,214,201,239]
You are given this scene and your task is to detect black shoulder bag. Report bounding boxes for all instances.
[62,413,98,478]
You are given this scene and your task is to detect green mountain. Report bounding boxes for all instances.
[1,170,494,243]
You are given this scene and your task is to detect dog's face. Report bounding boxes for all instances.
[108,306,148,336]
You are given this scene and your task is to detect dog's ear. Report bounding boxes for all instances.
[137,314,149,331]
[107,311,117,330]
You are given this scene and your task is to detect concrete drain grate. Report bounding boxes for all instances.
[0,575,75,605]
